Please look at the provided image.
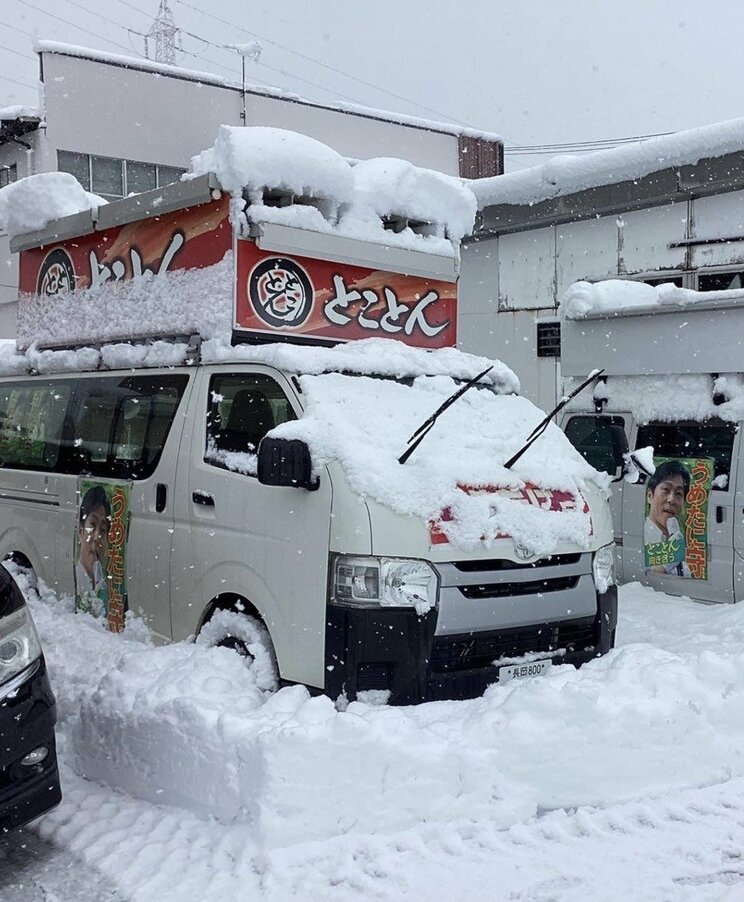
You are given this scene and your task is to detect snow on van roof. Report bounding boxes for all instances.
[0,104,40,122]
[189,126,476,249]
[566,372,744,425]
[270,370,603,556]
[472,115,744,209]
[560,279,744,320]
[202,336,520,393]
[0,172,106,241]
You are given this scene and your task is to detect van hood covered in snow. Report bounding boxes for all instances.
[268,344,610,558]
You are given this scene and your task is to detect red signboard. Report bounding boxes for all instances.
[234,238,457,348]
[18,195,231,297]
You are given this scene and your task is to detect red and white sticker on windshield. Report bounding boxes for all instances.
[429,484,589,546]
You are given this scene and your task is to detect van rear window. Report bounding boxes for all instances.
[0,381,72,471]
[71,374,189,479]
[635,420,737,488]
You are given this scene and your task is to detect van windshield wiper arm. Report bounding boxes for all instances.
[398,365,494,465]
[503,368,604,470]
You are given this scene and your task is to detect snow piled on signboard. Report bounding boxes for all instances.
[270,369,604,555]
[472,114,744,209]
[16,251,234,353]
[189,125,477,250]
[0,172,106,240]
[17,566,744,900]
[561,278,744,319]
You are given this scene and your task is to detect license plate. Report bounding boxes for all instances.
[498,659,552,682]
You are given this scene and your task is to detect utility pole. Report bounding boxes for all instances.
[145,0,181,65]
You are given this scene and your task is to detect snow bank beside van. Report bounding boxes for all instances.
[23,570,744,857]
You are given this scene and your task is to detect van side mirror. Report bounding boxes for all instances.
[257,437,319,491]
[614,446,655,484]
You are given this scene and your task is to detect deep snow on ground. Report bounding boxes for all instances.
[7,575,744,901]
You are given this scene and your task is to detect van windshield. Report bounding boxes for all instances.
[270,370,604,557]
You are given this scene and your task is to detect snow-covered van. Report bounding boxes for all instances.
[560,278,744,605]
[0,128,617,703]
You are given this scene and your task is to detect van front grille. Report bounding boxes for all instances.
[459,575,579,600]
[430,618,597,673]
[452,553,581,573]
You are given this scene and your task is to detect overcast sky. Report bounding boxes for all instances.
[1,0,742,170]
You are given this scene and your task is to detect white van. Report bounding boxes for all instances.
[0,150,617,703]
[560,278,744,605]
[0,342,617,703]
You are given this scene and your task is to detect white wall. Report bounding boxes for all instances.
[41,52,460,174]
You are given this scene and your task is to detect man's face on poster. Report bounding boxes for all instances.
[647,474,686,533]
[79,505,109,579]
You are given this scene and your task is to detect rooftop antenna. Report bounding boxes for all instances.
[145,0,182,65]
[229,42,263,125]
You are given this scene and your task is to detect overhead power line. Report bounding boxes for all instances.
[14,0,146,56]
[172,0,484,130]
[505,131,674,156]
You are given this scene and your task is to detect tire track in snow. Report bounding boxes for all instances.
[263,777,744,901]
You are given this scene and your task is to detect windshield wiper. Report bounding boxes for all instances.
[502,369,604,470]
[398,365,494,465]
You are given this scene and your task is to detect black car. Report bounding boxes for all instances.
[0,566,61,832]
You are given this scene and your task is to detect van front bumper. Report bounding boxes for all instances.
[0,656,61,832]
[325,585,618,705]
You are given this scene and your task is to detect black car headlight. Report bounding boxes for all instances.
[0,604,43,687]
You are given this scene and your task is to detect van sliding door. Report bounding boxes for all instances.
[68,372,193,638]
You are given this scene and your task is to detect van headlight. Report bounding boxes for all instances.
[0,605,43,686]
[592,544,615,595]
[331,555,439,614]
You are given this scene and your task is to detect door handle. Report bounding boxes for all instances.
[716,505,724,524]
[156,483,167,513]
[192,490,214,507]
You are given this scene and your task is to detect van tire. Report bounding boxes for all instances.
[197,608,279,693]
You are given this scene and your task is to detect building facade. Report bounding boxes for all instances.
[0,43,503,336]
[462,123,744,409]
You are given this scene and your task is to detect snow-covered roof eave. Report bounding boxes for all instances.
[471,115,744,211]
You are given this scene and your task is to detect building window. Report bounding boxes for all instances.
[156,164,185,187]
[640,274,684,288]
[91,155,124,200]
[58,150,91,191]
[127,160,157,194]
[0,164,17,188]
[696,270,744,292]
[58,151,186,199]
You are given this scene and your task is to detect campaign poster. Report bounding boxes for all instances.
[75,479,131,631]
[643,456,713,580]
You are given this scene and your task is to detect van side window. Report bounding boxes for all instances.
[0,380,73,471]
[205,374,296,475]
[564,415,626,474]
[636,420,737,489]
[71,374,189,479]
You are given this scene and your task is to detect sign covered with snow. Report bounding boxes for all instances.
[234,238,457,348]
[19,195,231,300]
